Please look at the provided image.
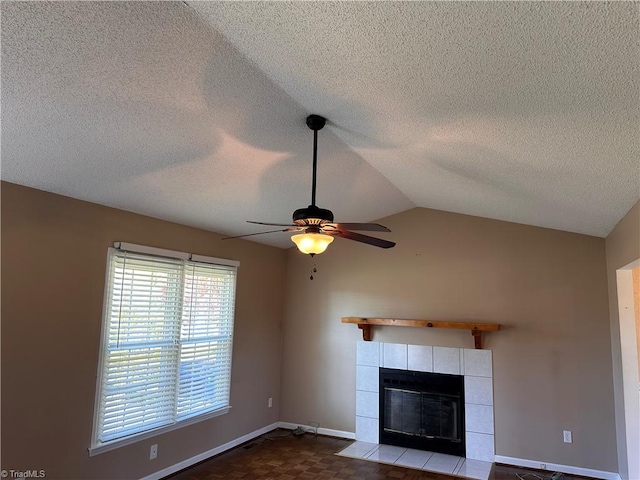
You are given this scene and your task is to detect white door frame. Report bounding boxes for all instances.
[616,259,640,480]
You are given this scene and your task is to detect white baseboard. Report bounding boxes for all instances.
[277,421,355,440]
[139,422,279,480]
[494,455,621,480]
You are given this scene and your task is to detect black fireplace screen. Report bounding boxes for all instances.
[379,368,465,456]
[384,388,460,440]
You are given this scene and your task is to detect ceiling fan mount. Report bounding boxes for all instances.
[222,114,395,254]
[305,114,326,131]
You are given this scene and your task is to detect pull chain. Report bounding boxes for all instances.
[309,254,318,280]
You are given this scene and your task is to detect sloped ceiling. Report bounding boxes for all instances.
[2,1,638,248]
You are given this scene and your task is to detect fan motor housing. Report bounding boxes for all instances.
[293,205,334,225]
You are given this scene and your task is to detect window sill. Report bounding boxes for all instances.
[88,406,231,457]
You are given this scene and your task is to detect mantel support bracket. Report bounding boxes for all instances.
[471,329,483,349]
[358,324,372,341]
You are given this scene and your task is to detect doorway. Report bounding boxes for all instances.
[615,259,640,480]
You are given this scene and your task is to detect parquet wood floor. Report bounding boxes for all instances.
[165,430,587,480]
[166,431,457,480]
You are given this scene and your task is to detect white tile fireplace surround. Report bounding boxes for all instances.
[354,341,495,462]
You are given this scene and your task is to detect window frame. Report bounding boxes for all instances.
[89,243,239,456]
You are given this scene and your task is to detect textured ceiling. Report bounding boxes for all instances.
[2,1,638,248]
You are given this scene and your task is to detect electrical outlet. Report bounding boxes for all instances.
[563,430,573,443]
[150,444,158,460]
[268,397,273,408]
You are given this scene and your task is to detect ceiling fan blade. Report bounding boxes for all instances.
[325,222,391,232]
[221,227,300,240]
[247,220,297,227]
[328,229,396,249]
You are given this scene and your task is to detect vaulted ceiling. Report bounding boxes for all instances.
[2,1,638,248]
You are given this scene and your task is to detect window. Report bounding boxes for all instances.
[90,243,238,455]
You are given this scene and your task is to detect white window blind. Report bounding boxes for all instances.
[91,247,237,453]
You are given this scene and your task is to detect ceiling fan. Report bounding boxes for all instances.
[223,114,395,255]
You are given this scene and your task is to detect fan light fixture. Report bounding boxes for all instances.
[291,232,334,255]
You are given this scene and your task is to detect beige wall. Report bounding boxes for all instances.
[605,201,640,480]
[281,207,617,471]
[2,181,629,478]
[1,182,286,480]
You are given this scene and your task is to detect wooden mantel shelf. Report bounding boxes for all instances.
[341,317,501,349]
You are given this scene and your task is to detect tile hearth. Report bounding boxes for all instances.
[337,441,493,480]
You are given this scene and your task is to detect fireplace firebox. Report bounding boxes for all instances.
[379,368,465,457]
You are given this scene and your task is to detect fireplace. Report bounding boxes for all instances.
[379,368,465,456]
[355,342,495,462]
